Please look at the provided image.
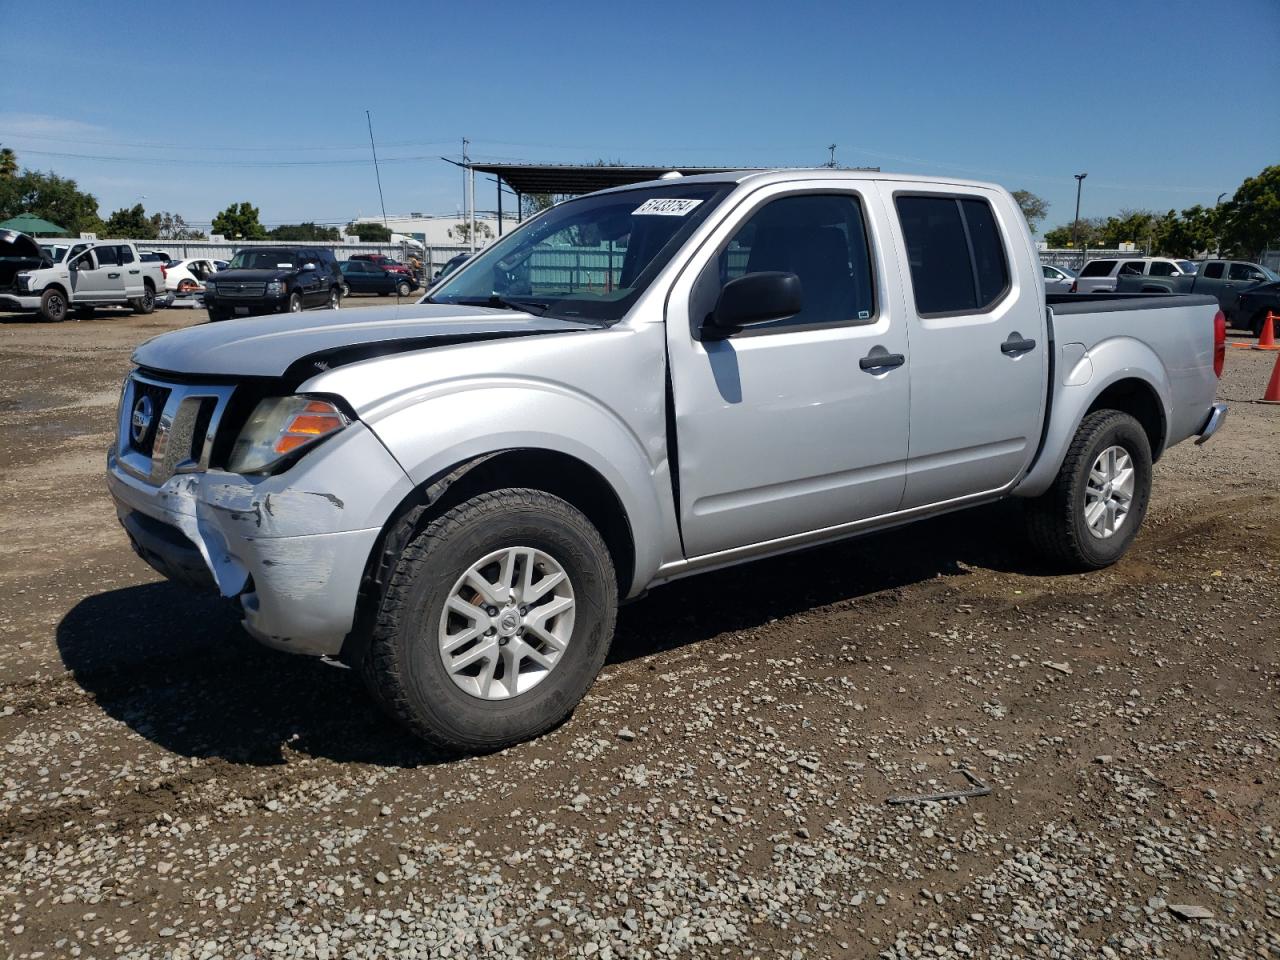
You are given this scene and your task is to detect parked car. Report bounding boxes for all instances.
[106,170,1227,752]
[1072,257,1196,294]
[164,258,220,294]
[1233,277,1280,336]
[1117,259,1280,331]
[350,254,413,278]
[0,239,168,321]
[0,230,50,301]
[1041,263,1076,292]
[431,251,473,285]
[203,246,343,322]
[340,259,418,297]
[140,250,173,264]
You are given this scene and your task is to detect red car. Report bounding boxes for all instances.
[350,254,412,278]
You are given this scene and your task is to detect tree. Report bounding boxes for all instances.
[1043,217,1106,248]
[0,147,16,180]
[1220,165,1280,259]
[212,201,267,240]
[447,220,493,244]
[346,220,391,242]
[522,193,557,218]
[1011,190,1049,233]
[103,203,158,239]
[270,222,340,242]
[151,210,206,240]
[0,166,103,236]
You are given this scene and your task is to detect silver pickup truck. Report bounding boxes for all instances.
[106,170,1228,752]
[0,239,168,321]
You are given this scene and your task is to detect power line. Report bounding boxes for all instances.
[366,110,389,231]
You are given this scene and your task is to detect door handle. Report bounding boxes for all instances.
[1001,334,1037,355]
[107,272,121,279]
[128,269,140,274]
[859,351,906,371]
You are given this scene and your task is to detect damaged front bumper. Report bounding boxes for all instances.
[106,421,413,657]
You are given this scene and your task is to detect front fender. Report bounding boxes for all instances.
[362,379,673,595]
[1014,336,1172,498]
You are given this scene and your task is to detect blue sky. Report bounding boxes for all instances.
[2,0,1277,232]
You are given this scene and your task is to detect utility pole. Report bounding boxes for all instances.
[461,138,476,254]
[1071,173,1088,257]
[1214,191,1227,257]
[366,111,389,233]
[827,144,837,168]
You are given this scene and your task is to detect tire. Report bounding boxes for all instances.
[397,280,412,297]
[287,292,302,313]
[177,279,197,293]
[40,288,68,322]
[1026,409,1152,571]
[341,283,351,299]
[362,488,618,753]
[328,286,342,310]
[131,285,156,315]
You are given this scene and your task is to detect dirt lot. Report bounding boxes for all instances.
[1,305,1277,960]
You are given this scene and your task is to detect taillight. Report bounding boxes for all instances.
[1213,310,1226,378]
[1069,280,1077,293]
[160,263,168,279]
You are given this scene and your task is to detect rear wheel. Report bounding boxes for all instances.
[130,285,156,315]
[177,278,198,293]
[40,288,68,322]
[328,286,341,310]
[1026,410,1152,570]
[397,280,412,297]
[362,488,618,753]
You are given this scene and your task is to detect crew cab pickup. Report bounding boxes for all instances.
[106,170,1228,752]
[1073,256,1197,294]
[0,239,168,321]
[1115,258,1280,332]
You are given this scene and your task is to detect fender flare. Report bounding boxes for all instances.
[1014,336,1171,498]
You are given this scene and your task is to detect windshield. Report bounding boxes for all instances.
[40,244,70,262]
[428,182,732,323]
[1261,265,1280,283]
[1177,260,1198,274]
[228,249,298,270]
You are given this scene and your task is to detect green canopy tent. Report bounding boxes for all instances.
[0,213,69,236]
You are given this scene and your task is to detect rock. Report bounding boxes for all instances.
[1168,904,1213,921]
[616,728,636,742]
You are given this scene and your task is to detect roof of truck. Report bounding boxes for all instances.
[591,167,1005,196]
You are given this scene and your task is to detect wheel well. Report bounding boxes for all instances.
[342,448,637,664]
[42,283,68,298]
[143,277,155,291]
[1086,378,1166,460]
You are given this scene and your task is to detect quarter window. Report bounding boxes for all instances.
[895,195,1009,315]
[712,193,876,329]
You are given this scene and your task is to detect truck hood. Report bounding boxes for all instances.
[133,302,597,379]
[212,268,294,282]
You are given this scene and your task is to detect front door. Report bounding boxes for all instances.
[887,187,1047,509]
[666,185,911,558]
[70,249,124,301]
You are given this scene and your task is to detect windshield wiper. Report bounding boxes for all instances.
[450,295,551,316]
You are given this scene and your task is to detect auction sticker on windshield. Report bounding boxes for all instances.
[633,198,703,216]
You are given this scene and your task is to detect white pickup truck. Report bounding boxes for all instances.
[106,169,1228,752]
[0,239,168,321]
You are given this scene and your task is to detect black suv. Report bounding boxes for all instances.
[204,246,343,322]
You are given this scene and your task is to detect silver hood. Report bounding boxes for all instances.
[132,303,596,378]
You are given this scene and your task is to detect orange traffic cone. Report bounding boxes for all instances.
[1262,351,1280,404]
[1255,311,1280,351]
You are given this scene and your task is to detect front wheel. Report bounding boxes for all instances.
[1025,409,1152,570]
[362,489,618,753]
[287,291,302,313]
[40,288,68,322]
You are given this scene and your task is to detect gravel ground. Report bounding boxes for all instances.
[0,307,1277,960]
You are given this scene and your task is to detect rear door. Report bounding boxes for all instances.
[887,186,1047,509]
[665,182,911,558]
[118,245,143,296]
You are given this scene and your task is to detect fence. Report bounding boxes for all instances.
[1038,248,1142,271]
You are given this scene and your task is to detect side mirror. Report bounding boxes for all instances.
[701,271,802,341]
[302,262,317,272]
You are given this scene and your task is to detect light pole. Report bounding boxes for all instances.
[1214,192,1227,257]
[1071,173,1087,258]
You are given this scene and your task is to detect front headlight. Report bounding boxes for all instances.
[266,280,286,296]
[204,281,216,294]
[227,395,348,474]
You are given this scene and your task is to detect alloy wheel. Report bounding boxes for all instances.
[1084,445,1134,539]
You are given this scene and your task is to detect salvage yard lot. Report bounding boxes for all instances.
[0,310,1277,959]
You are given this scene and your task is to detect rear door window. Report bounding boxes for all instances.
[94,245,120,267]
[895,194,1009,315]
[1202,261,1225,279]
[1080,259,1116,277]
[1118,261,1145,276]
[117,245,135,265]
[1148,261,1177,277]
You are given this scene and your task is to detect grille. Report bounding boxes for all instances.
[128,381,171,456]
[218,282,266,297]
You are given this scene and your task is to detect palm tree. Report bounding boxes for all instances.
[0,147,17,179]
